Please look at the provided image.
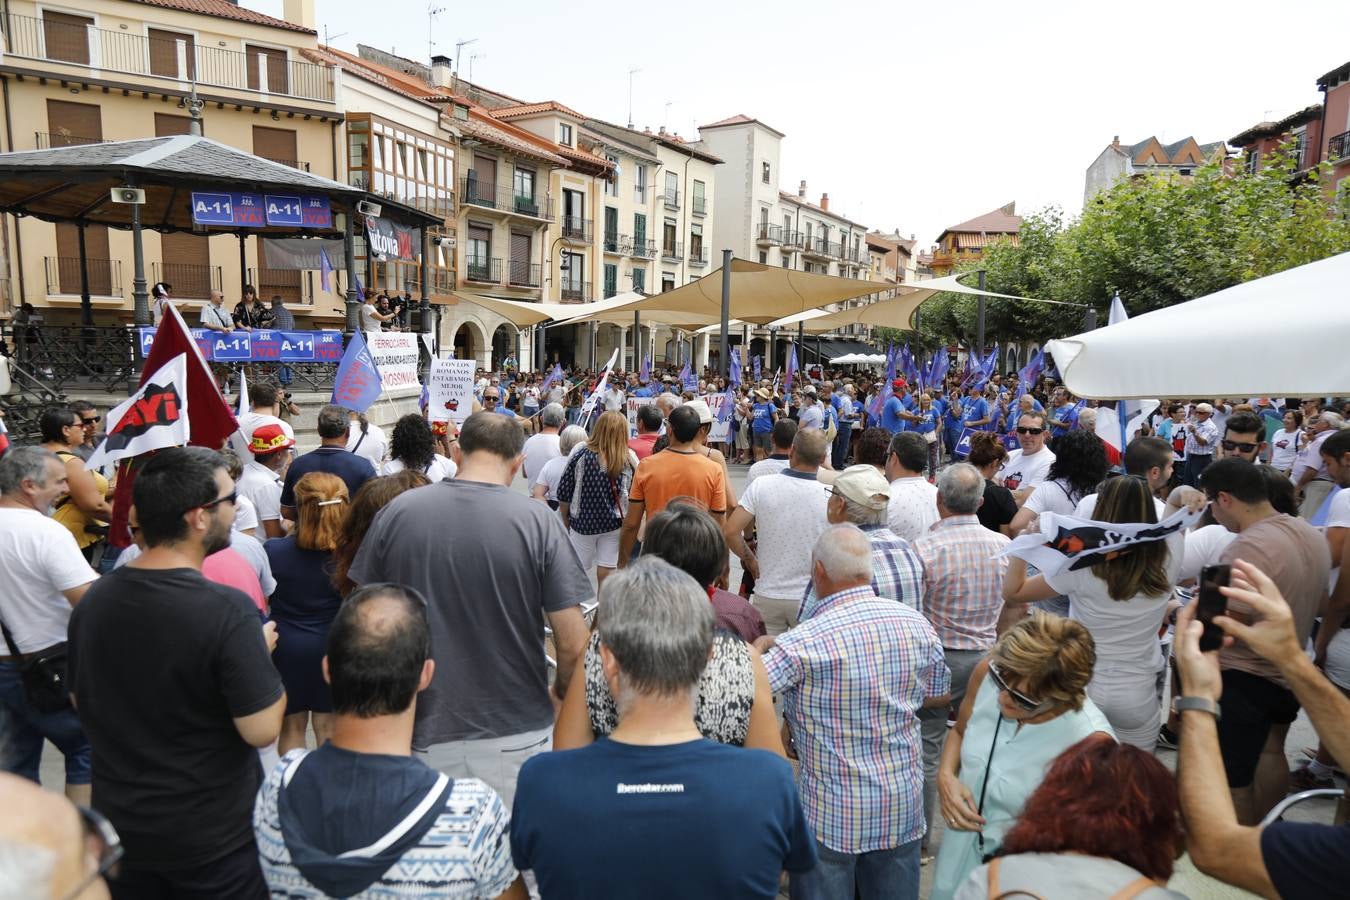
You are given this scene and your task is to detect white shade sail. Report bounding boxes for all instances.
[768,274,1040,334]
[451,291,646,328]
[1046,251,1350,399]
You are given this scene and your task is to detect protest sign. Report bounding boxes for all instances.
[427,358,476,426]
[625,395,658,438]
[364,331,420,392]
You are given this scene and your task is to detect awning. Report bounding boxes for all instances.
[768,274,1040,334]
[800,339,876,362]
[451,291,647,328]
[1046,251,1350,398]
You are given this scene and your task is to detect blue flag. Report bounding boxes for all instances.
[717,383,735,423]
[331,330,382,413]
[753,355,762,383]
[639,353,651,384]
[785,343,798,391]
[540,363,563,396]
[730,349,742,386]
[679,360,697,392]
[869,347,897,421]
[925,351,949,395]
[320,247,334,293]
[354,273,366,303]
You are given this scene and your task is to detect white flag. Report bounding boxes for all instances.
[580,348,620,418]
[994,506,1201,579]
[85,354,190,471]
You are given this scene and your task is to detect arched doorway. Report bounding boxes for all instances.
[453,323,476,361]
[492,324,514,371]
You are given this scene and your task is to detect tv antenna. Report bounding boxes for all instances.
[627,67,642,129]
[323,25,348,46]
[455,38,478,76]
[427,5,445,61]
[469,52,487,82]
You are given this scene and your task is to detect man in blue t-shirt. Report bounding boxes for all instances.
[481,387,516,418]
[960,385,992,433]
[749,387,779,461]
[510,559,816,899]
[1049,388,1079,439]
[280,404,376,520]
[880,378,910,434]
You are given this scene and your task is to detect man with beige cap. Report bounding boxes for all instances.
[1183,402,1219,487]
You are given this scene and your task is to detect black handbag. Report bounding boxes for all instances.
[0,618,71,714]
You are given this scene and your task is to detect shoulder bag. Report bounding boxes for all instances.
[0,618,71,714]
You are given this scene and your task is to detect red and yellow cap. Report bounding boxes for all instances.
[249,423,295,455]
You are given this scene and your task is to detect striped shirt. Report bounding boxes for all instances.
[764,586,948,853]
[913,514,1010,650]
[798,524,925,620]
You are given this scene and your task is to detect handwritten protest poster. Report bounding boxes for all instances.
[427,358,476,426]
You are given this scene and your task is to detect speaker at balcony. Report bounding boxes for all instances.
[110,187,145,205]
[355,199,382,218]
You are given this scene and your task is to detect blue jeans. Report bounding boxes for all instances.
[831,426,852,469]
[790,837,921,900]
[0,659,91,784]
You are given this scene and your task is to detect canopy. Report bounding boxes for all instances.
[452,291,647,328]
[831,353,886,365]
[1046,251,1350,398]
[768,274,1040,333]
[577,257,885,326]
[555,304,723,332]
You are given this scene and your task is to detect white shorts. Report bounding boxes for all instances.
[569,528,620,570]
[1325,627,1350,691]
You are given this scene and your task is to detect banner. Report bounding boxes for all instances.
[705,392,731,444]
[138,327,343,362]
[365,216,421,262]
[85,354,190,471]
[364,331,421,391]
[331,331,382,413]
[995,506,1202,579]
[262,237,346,271]
[427,358,476,426]
[625,395,658,438]
[581,348,620,419]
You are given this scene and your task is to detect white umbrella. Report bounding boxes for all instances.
[1047,251,1350,399]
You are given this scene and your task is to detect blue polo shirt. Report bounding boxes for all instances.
[961,396,990,431]
[880,394,907,434]
[279,446,376,508]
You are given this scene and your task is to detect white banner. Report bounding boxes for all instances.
[364,331,420,392]
[86,354,190,470]
[625,396,658,438]
[427,358,476,426]
[994,506,1201,579]
[706,392,731,444]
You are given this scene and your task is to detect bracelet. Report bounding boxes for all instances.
[1175,696,1221,720]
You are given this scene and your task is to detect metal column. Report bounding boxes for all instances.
[343,213,359,337]
[130,184,150,326]
[718,249,732,377]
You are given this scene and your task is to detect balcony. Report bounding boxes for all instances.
[35,132,106,149]
[465,257,503,284]
[408,268,457,294]
[561,216,593,244]
[663,188,680,210]
[560,281,592,302]
[459,175,554,221]
[507,259,541,288]
[803,237,830,259]
[661,241,683,262]
[781,230,804,249]
[756,224,783,246]
[45,256,121,298]
[692,196,707,216]
[1329,130,1350,163]
[688,246,709,267]
[262,157,311,172]
[632,238,657,259]
[603,232,628,254]
[152,262,222,300]
[249,267,313,304]
[6,13,336,103]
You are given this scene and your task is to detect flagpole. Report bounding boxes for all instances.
[343,211,359,338]
[719,249,733,378]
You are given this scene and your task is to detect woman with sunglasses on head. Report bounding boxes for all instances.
[930,613,1112,900]
[1003,476,1200,749]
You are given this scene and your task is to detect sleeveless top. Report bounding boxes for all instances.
[52,450,109,550]
[584,631,754,745]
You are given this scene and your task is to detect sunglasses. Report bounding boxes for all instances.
[199,490,237,511]
[60,805,123,900]
[1221,439,1258,453]
[988,661,1046,712]
[483,396,500,403]
[1015,426,1044,436]
[81,416,101,425]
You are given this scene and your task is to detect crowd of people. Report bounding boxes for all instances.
[1,351,1349,900]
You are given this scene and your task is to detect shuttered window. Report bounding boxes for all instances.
[43,12,92,65]
[148,28,195,79]
[47,100,110,295]
[245,45,289,94]
[252,126,298,168]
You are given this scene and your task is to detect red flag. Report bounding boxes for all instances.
[108,305,238,547]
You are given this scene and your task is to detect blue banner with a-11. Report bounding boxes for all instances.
[190,192,332,229]
[138,328,344,362]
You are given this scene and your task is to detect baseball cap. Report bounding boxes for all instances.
[803,385,817,397]
[249,423,295,455]
[830,465,891,511]
[892,378,906,390]
[684,399,713,424]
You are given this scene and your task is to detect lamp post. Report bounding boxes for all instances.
[544,235,572,373]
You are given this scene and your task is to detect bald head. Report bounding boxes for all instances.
[0,773,106,899]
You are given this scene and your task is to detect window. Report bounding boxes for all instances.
[632,267,646,292]
[635,165,647,202]
[43,12,93,65]
[559,123,573,146]
[662,273,675,293]
[689,223,703,259]
[693,180,706,214]
[605,155,619,196]
[1246,149,1260,175]
[663,219,677,255]
[760,207,769,228]
[634,213,647,248]
[604,207,619,249]
[804,222,813,243]
[664,171,678,207]
[467,224,492,280]
[245,45,289,94]
[759,251,767,264]
[762,161,771,184]
[513,167,535,200]
[563,189,585,237]
[148,28,195,79]
[562,252,584,292]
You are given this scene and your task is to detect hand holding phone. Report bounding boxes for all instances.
[1197,564,1231,652]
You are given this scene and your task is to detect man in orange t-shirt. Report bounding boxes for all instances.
[619,406,726,566]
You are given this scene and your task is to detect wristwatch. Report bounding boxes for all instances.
[1175,696,1221,720]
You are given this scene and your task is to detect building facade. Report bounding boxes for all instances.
[1083,135,1228,205]
[928,203,1022,277]
[1317,61,1350,196]
[1229,105,1322,177]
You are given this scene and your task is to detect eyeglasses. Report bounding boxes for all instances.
[1221,439,1258,453]
[59,805,123,900]
[987,661,1045,712]
[1015,426,1044,436]
[483,395,500,403]
[81,416,100,425]
[199,490,236,511]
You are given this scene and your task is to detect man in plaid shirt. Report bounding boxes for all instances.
[761,524,949,899]
[797,465,925,621]
[912,462,1010,857]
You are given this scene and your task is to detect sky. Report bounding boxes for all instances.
[256,0,1350,246]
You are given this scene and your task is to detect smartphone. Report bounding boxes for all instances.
[1197,564,1231,652]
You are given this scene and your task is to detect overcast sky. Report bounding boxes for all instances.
[259,0,1350,245]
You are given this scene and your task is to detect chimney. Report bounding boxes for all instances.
[819,192,829,211]
[658,125,667,136]
[798,179,806,198]
[282,0,315,29]
[430,55,452,88]
[1112,135,1120,149]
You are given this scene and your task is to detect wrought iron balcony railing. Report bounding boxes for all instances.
[152,262,222,300]
[756,224,782,245]
[465,257,503,284]
[459,176,554,221]
[1329,130,1350,162]
[560,281,592,302]
[631,238,657,259]
[661,241,683,261]
[45,256,122,297]
[507,259,541,287]
[561,216,593,243]
[688,246,709,266]
[691,196,707,216]
[35,132,106,149]
[663,188,680,209]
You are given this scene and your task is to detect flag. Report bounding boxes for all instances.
[1016,349,1044,400]
[236,366,248,417]
[639,353,651,384]
[925,351,949,395]
[995,506,1203,579]
[320,247,334,293]
[784,343,798,391]
[354,274,366,303]
[753,355,762,383]
[1095,295,1159,458]
[869,345,898,420]
[0,414,9,457]
[107,303,238,548]
[679,360,696,393]
[729,348,742,386]
[581,348,620,417]
[331,330,382,413]
[717,382,735,423]
[540,363,563,396]
[85,354,191,471]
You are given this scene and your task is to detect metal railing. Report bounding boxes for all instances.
[1329,130,1350,162]
[688,246,709,266]
[249,267,313,305]
[757,224,783,244]
[261,157,311,172]
[152,262,221,300]
[2,323,138,393]
[603,232,628,254]
[661,241,683,261]
[408,268,456,293]
[632,238,657,259]
[507,260,541,287]
[560,281,592,302]
[35,132,106,149]
[692,196,707,216]
[6,13,336,103]
[44,257,122,297]
[561,216,592,243]
[465,256,503,283]
[663,188,680,209]
[781,230,804,248]
[458,176,554,220]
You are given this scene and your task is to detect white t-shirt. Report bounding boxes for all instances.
[0,508,97,654]
[233,494,260,534]
[745,456,790,487]
[998,447,1055,492]
[1269,428,1302,472]
[521,432,562,483]
[1025,479,1085,518]
[886,476,939,542]
[230,411,295,462]
[534,454,572,502]
[237,460,283,523]
[1326,489,1350,590]
[739,471,830,599]
[346,421,388,469]
[1074,492,1167,521]
[1046,532,1185,669]
[382,455,456,482]
[1180,524,1238,584]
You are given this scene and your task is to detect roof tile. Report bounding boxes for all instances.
[129,0,315,34]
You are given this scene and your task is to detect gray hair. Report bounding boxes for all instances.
[317,404,350,439]
[598,556,714,704]
[811,523,872,584]
[1323,411,1346,429]
[1076,407,1098,430]
[837,494,886,527]
[0,446,59,495]
[558,425,588,456]
[539,402,566,428]
[656,392,682,416]
[937,462,984,514]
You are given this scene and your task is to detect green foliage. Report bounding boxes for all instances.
[918,144,1350,346]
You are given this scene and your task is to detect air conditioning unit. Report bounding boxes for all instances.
[110,186,145,205]
[355,199,382,218]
